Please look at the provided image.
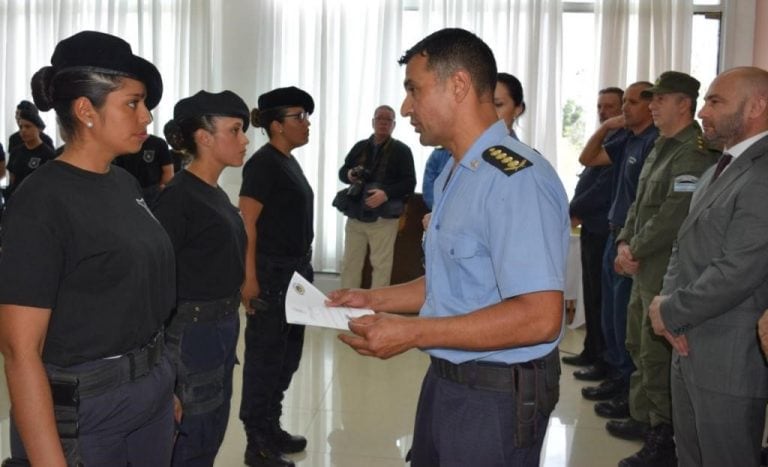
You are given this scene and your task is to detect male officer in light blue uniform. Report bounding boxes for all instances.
[328,28,569,467]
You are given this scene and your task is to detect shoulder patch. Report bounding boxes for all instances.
[482,146,532,176]
[673,174,699,192]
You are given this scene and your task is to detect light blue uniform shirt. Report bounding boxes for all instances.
[423,120,569,364]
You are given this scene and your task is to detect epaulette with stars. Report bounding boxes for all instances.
[482,146,532,176]
[696,133,721,155]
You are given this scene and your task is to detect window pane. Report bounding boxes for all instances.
[559,11,596,198]
[691,12,720,102]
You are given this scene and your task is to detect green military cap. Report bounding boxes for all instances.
[641,71,700,100]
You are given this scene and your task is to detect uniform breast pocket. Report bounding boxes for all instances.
[437,233,494,300]
[645,179,668,207]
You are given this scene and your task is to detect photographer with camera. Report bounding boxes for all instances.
[335,105,415,289]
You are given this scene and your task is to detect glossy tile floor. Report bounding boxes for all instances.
[0,274,645,466]
[217,273,642,466]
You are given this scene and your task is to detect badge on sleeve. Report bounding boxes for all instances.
[482,146,532,176]
[673,174,699,192]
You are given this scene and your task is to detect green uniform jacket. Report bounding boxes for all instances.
[616,121,718,294]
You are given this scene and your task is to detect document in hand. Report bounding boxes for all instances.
[285,272,374,330]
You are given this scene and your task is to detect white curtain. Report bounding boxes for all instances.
[221,0,563,272]
[415,0,563,168]
[0,0,563,273]
[594,0,693,89]
[0,0,709,274]
[216,0,406,273]
[0,0,218,148]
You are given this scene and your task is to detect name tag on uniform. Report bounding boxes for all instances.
[673,174,699,192]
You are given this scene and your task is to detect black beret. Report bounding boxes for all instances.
[49,31,163,110]
[18,108,46,130]
[16,100,37,113]
[174,90,250,131]
[257,86,314,114]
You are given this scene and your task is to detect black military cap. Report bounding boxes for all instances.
[18,108,46,130]
[641,71,700,100]
[257,86,315,114]
[174,90,250,131]
[50,30,163,110]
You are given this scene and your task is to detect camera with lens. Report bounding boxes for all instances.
[347,165,372,199]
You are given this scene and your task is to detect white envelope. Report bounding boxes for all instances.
[285,272,374,330]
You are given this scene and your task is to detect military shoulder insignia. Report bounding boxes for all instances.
[482,146,532,176]
[673,174,699,192]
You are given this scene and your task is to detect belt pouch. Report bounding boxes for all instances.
[514,365,538,448]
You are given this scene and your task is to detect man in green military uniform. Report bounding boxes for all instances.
[609,71,718,467]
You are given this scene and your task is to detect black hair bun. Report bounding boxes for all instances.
[250,108,262,128]
[163,119,185,151]
[30,66,56,111]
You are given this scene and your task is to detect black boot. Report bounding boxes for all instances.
[244,431,295,467]
[270,421,307,454]
[618,423,677,467]
[606,418,649,441]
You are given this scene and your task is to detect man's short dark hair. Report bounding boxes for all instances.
[628,81,654,100]
[398,28,497,97]
[599,86,624,101]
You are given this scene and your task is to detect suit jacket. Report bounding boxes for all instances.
[660,134,768,398]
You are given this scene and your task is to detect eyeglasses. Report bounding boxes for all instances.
[283,111,310,122]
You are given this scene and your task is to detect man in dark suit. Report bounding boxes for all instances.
[650,66,768,467]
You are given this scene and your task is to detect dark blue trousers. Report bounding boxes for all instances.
[239,258,313,435]
[11,353,175,466]
[409,366,552,467]
[580,229,608,362]
[600,233,635,384]
[170,306,240,466]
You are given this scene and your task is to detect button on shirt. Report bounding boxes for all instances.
[423,120,570,364]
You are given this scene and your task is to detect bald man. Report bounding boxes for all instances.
[649,66,768,467]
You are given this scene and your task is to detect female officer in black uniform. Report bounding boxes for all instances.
[5,106,56,199]
[153,90,249,466]
[239,87,315,467]
[0,31,176,466]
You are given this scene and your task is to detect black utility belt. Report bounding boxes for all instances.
[430,354,549,393]
[176,294,240,324]
[48,328,165,402]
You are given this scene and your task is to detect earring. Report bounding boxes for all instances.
[86,121,93,128]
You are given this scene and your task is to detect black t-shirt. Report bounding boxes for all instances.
[153,170,246,301]
[240,143,314,257]
[0,161,176,367]
[8,131,54,153]
[6,143,57,197]
[113,135,173,187]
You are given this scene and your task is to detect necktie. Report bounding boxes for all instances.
[712,153,733,181]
